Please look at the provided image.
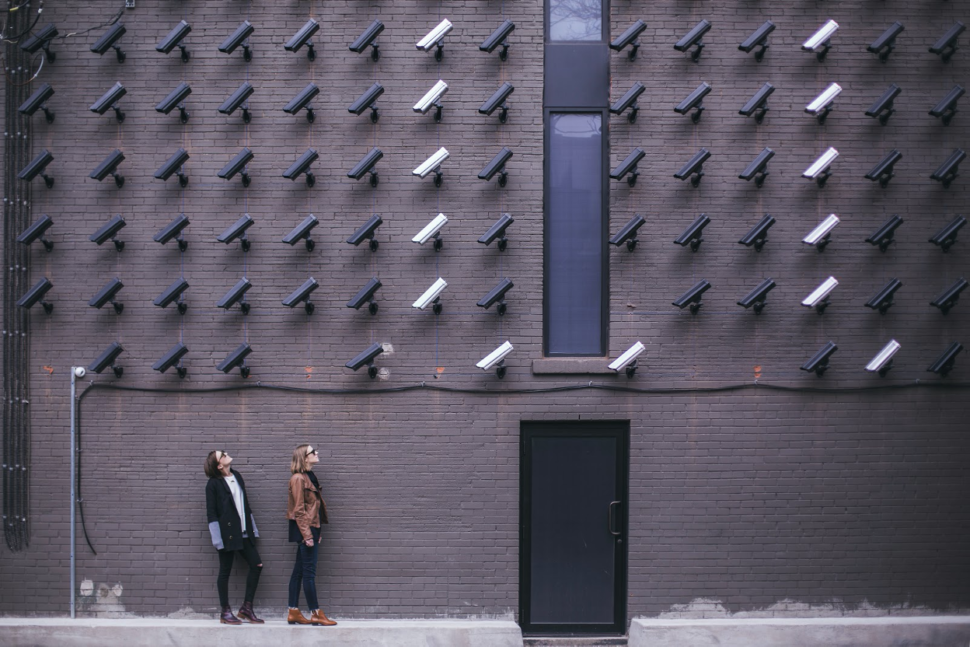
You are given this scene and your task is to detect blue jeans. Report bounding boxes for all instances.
[287,526,320,610]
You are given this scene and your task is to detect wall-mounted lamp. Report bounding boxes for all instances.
[218,148,254,187]
[479,213,514,251]
[156,82,192,123]
[737,278,776,314]
[90,215,126,251]
[803,147,838,187]
[282,278,319,315]
[89,342,124,378]
[610,214,645,252]
[610,20,646,60]
[738,214,775,252]
[930,278,968,315]
[865,149,902,187]
[866,84,901,125]
[481,20,515,60]
[674,214,711,252]
[283,83,319,123]
[283,148,318,187]
[219,21,254,61]
[865,278,902,314]
[674,19,711,62]
[217,343,252,378]
[283,214,319,251]
[348,148,383,187]
[674,148,710,187]
[739,21,775,61]
[479,148,513,186]
[417,19,453,61]
[345,342,383,378]
[155,148,190,187]
[803,214,840,252]
[156,20,191,63]
[285,19,319,61]
[153,343,188,379]
[413,148,449,186]
[611,147,645,186]
[480,82,514,123]
[931,149,966,188]
[19,83,56,123]
[929,215,967,252]
[90,82,127,123]
[18,214,55,252]
[740,83,774,123]
[18,150,55,188]
[673,280,711,314]
[802,276,838,314]
[477,341,513,379]
[930,22,965,63]
[608,341,645,378]
[801,341,837,377]
[865,340,900,377]
[154,278,190,315]
[219,82,254,123]
[930,85,965,126]
[17,277,54,315]
[739,148,774,186]
[802,19,838,61]
[866,215,903,252]
[928,342,963,377]
[868,22,904,61]
[347,215,383,251]
[350,20,384,61]
[217,278,252,315]
[217,214,254,252]
[347,278,382,315]
[154,213,190,251]
[477,278,514,315]
[413,278,448,314]
[89,278,124,314]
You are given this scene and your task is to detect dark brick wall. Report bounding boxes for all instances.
[1,0,969,622]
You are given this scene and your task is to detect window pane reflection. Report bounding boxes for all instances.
[549,0,602,41]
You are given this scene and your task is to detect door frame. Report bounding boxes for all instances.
[519,420,629,636]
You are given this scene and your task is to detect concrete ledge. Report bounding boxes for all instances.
[0,618,523,647]
[532,358,614,375]
[630,616,970,647]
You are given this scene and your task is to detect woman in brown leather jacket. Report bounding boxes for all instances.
[285,444,336,626]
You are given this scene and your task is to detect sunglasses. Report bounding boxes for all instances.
[306,448,318,457]
[216,450,230,460]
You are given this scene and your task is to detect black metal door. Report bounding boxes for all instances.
[520,421,628,635]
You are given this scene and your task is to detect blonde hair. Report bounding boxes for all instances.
[291,444,312,474]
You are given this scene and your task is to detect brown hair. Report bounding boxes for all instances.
[291,444,312,474]
[203,451,221,479]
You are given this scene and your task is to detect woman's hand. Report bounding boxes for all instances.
[305,538,314,547]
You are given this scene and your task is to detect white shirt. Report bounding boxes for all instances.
[223,474,247,534]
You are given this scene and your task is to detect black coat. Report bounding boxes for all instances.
[205,469,258,552]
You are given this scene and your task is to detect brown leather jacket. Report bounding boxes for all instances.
[287,472,328,542]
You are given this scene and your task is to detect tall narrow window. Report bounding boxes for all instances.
[545,113,605,356]
[549,0,602,41]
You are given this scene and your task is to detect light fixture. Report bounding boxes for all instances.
[89,278,124,314]
[802,19,838,61]
[154,213,190,251]
[864,278,902,314]
[929,85,965,126]
[477,278,513,315]
[930,149,966,188]
[218,148,254,187]
[347,278,382,315]
[674,214,711,252]
[477,342,513,379]
[481,20,515,60]
[674,19,711,62]
[928,215,967,252]
[347,215,383,251]
[156,20,191,62]
[610,20,647,60]
[674,82,712,123]
[283,149,319,187]
[739,21,775,61]
[285,19,319,60]
[610,83,646,122]
[17,278,54,315]
[480,82,514,123]
[803,147,838,187]
[674,148,710,187]
[18,83,55,123]
[929,22,965,63]
[801,277,838,314]
[154,278,190,315]
[739,83,774,123]
[801,342,837,377]
[416,19,453,61]
[17,215,55,252]
[608,341,645,378]
[672,280,711,314]
[479,214,514,251]
[90,82,127,122]
[865,340,900,377]
[345,342,383,378]
[803,214,840,252]
[89,342,124,378]
[217,343,252,378]
[18,150,54,188]
[283,214,319,251]
[413,278,448,314]
[866,215,903,252]
[610,214,645,252]
[155,148,190,187]
[219,21,254,61]
[350,20,384,61]
[217,278,252,315]
[737,278,776,315]
[868,22,904,61]
[930,278,968,315]
[611,148,645,186]
[153,343,188,379]
[282,278,319,315]
[738,214,775,252]
[739,148,774,186]
[866,84,901,125]
[348,148,383,187]
[927,342,963,377]
[90,215,126,251]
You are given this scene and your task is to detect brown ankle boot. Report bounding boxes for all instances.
[287,608,311,625]
[310,609,337,626]
[220,606,242,625]
[237,601,264,624]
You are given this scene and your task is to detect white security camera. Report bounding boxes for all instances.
[413,213,448,247]
[412,278,448,314]
[802,276,838,313]
[803,214,840,250]
[477,341,513,378]
[74,366,86,378]
[608,341,645,378]
[865,339,901,376]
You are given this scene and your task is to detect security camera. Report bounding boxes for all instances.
[929,215,966,252]
[738,214,776,252]
[18,214,55,252]
[803,147,839,187]
[610,20,647,60]
[283,83,320,123]
[282,277,319,314]
[479,213,514,250]
[674,214,711,252]
[155,148,190,187]
[18,150,55,188]
[348,148,383,187]
[927,342,963,377]
[801,341,838,377]
[217,278,252,314]
[217,214,255,251]
[157,20,192,62]
[350,19,384,61]
[868,22,904,61]
[413,213,448,250]
[739,82,774,123]
[929,85,965,126]
[414,80,449,122]
[89,342,125,378]
[481,19,515,60]
[347,277,382,315]
[608,341,645,378]
[74,367,87,379]
[865,340,901,377]
[348,83,384,123]
[154,213,190,251]
[219,21,254,61]
[739,20,775,61]
[930,149,966,188]
[929,21,965,62]
[479,147,513,186]
[930,277,968,315]
[219,82,254,123]
[283,148,319,187]
[90,215,126,251]
[803,214,840,251]
[480,82,514,123]
[153,342,189,378]
[21,23,58,62]
[90,82,127,122]
[477,278,514,315]
[17,277,54,314]
[674,82,711,123]
[865,149,902,187]
[802,19,838,61]
[866,215,903,252]
[865,84,901,125]
[91,22,127,62]
[739,148,774,187]
[217,343,252,378]
[865,278,902,315]
[413,148,449,186]
[89,277,125,314]
[345,342,383,378]
[417,18,453,61]
[90,150,126,188]
[155,82,192,123]
[674,148,710,187]
[672,280,711,314]
[347,215,383,251]
[284,18,319,60]
[805,83,842,124]
[154,278,190,314]
[283,214,319,251]
[477,341,514,378]
[674,19,712,62]
[737,278,776,314]
[801,276,838,314]
[611,83,646,122]
[19,83,55,123]
[610,214,645,251]
[219,148,254,187]
[611,147,646,186]
[413,277,448,314]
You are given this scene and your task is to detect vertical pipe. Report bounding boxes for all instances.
[70,368,77,619]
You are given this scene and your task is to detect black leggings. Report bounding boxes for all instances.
[217,537,262,608]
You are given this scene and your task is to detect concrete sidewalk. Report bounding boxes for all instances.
[0,617,523,647]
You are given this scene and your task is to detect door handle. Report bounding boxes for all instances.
[608,500,621,536]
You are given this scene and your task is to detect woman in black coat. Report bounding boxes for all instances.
[204,450,264,624]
